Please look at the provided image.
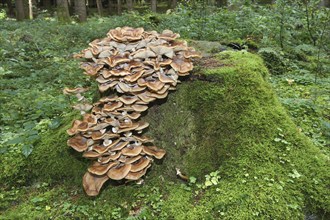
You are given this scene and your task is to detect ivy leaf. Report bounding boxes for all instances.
[22,144,33,157]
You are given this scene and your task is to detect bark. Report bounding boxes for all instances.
[108,0,114,15]
[127,0,133,11]
[320,0,330,7]
[28,0,33,19]
[23,0,29,18]
[151,0,156,12]
[43,0,52,9]
[96,0,103,15]
[74,0,87,22]
[6,0,15,17]
[15,0,25,21]
[57,0,71,22]
[217,0,227,7]
[117,0,122,14]
[171,0,177,8]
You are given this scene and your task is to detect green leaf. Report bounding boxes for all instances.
[205,180,213,187]
[274,138,281,142]
[189,176,197,184]
[7,136,25,145]
[49,118,61,129]
[26,134,40,142]
[211,177,218,185]
[22,144,33,157]
[31,197,44,203]
[0,147,8,154]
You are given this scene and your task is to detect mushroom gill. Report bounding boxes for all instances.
[66,27,201,196]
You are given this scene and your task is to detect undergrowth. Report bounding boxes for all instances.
[0,9,329,219]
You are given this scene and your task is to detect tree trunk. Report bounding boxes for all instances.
[320,0,330,7]
[6,0,15,17]
[23,0,29,18]
[28,0,33,19]
[43,0,52,9]
[127,0,133,11]
[171,0,177,8]
[74,0,87,22]
[217,0,228,7]
[108,0,114,15]
[117,0,122,14]
[151,0,156,12]
[15,0,25,21]
[96,0,103,15]
[57,0,70,22]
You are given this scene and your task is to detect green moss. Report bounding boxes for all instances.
[29,113,88,185]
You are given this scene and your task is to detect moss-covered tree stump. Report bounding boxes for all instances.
[25,51,330,219]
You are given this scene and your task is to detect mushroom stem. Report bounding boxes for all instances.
[176,168,189,181]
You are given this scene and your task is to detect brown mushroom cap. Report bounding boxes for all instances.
[80,62,104,76]
[67,135,88,152]
[170,40,188,52]
[99,151,122,164]
[132,104,148,112]
[103,102,123,112]
[136,92,156,103]
[77,121,89,132]
[126,112,141,120]
[83,114,98,125]
[89,122,109,131]
[132,49,156,59]
[142,146,166,159]
[157,71,177,84]
[132,135,154,143]
[125,164,151,180]
[118,95,139,105]
[124,69,145,82]
[67,120,82,135]
[104,55,130,67]
[88,161,119,175]
[93,139,121,154]
[149,45,174,58]
[83,151,101,159]
[146,79,165,91]
[158,29,180,41]
[130,157,151,172]
[107,163,132,180]
[109,141,129,151]
[63,87,88,95]
[123,155,142,164]
[72,103,93,112]
[183,50,202,59]
[170,56,193,74]
[99,81,119,92]
[108,27,144,42]
[136,121,149,131]
[83,172,109,196]
[122,145,143,156]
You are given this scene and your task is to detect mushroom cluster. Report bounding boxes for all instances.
[67,27,200,196]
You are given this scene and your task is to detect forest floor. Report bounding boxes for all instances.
[0,16,329,219]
